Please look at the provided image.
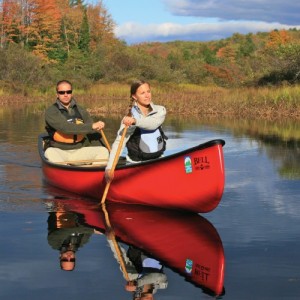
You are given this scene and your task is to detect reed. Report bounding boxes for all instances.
[1,83,299,120]
[85,83,300,120]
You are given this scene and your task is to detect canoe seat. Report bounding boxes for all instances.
[61,160,107,166]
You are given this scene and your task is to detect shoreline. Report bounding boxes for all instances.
[1,84,299,121]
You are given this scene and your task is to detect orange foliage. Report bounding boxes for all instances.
[0,0,116,59]
[216,45,236,63]
[204,64,233,83]
[87,3,116,50]
[143,42,171,59]
[26,0,61,60]
[0,0,23,45]
[267,30,291,48]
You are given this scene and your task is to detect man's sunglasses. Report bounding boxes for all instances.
[60,258,75,262]
[57,90,72,95]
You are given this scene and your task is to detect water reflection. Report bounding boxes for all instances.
[220,117,300,179]
[165,116,300,179]
[256,134,300,179]
[47,211,97,271]
[1,103,299,181]
[102,202,168,299]
[44,195,225,297]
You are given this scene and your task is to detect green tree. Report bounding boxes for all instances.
[78,8,90,53]
[201,45,217,64]
[0,43,50,93]
[239,34,256,57]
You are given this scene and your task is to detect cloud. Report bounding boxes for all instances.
[115,20,300,44]
[111,0,300,44]
[163,0,300,25]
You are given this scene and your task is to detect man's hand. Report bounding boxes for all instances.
[92,121,105,131]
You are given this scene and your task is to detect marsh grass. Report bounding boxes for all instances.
[85,83,300,120]
[1,83,299,120]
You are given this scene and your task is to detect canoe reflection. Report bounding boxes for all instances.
[45,197,225,296]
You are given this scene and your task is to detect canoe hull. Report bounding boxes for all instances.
[39,135,225,213]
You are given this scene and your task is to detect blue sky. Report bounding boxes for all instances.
[88,0,300,44]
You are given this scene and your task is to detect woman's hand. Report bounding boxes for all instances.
[122,116,136,126]
[125,281,136,292]
[105,169,114,183]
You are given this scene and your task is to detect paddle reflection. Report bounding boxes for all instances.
[45,197,225,297]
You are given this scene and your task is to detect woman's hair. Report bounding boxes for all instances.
[127,79,150,116]
[130,79,150,100]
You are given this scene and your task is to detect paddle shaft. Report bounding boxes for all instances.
[102,203,130,281]
[101,125,128,205]
[100,129,111,152]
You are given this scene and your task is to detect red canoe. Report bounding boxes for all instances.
[39,134,225,213]
[46,198,225,296]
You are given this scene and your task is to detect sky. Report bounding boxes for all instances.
[89,0,300,44]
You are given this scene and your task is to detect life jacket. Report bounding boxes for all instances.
[126,126,168,161]
[53,118,85,143]
[47,104,85,144]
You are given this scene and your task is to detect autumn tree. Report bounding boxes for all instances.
[86,1,115,51]
[25,0,61,61]
[0,0,25,47]
[58,0,85,56]
[267,29,291,48]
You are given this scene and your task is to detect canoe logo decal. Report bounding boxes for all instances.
[194,156,210,171]
[184,156,192,173]
[194,263,210,282]
[185,258,193,274]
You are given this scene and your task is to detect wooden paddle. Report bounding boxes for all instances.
[100,125,128,205]
[101,202,130,281]
[100,129,111,152]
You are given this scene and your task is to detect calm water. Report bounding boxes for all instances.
[0,104,299,299]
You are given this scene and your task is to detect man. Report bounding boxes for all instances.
[45,80,109,163]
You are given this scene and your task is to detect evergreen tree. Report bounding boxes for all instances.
[78,8,90,53]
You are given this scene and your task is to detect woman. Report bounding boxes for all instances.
[105,80,167,182]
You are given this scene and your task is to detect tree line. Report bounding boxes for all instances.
[1,0,300,94]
